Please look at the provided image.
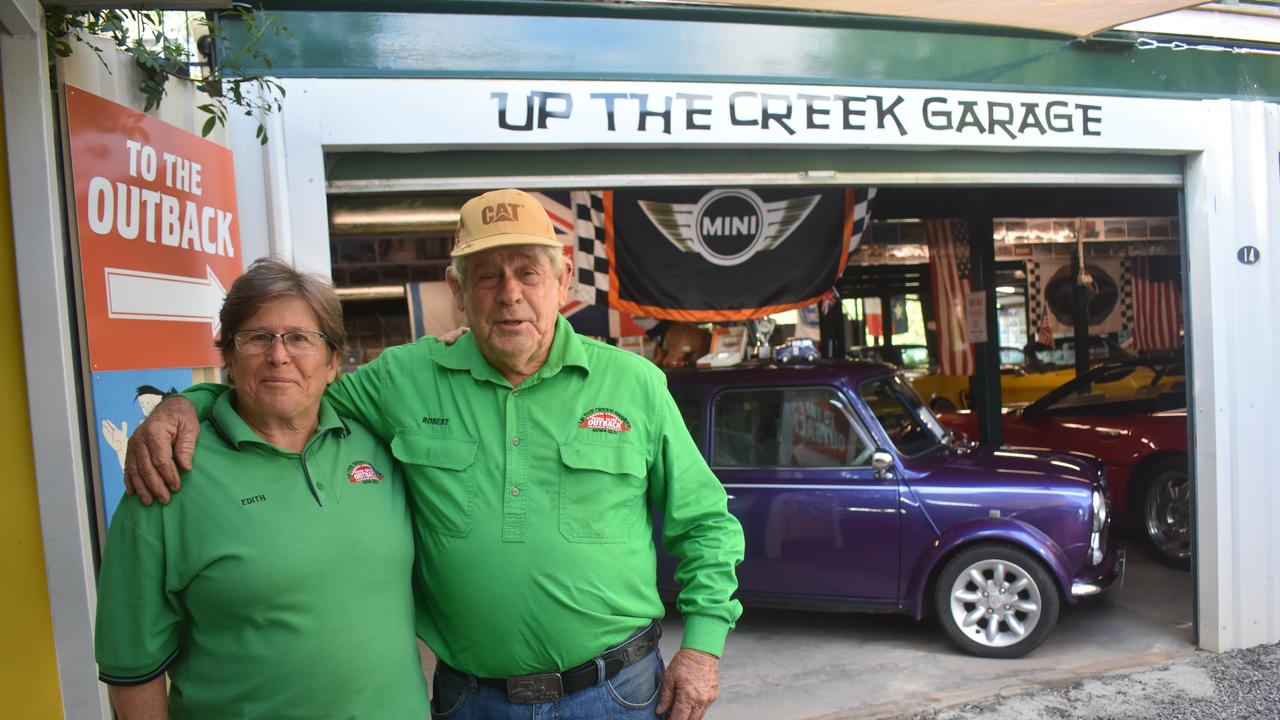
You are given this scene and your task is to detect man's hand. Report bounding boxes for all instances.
[123,396,200,506]
[439,326,470,345]
[656,648,719,720]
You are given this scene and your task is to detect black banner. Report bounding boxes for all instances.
[608,187,855,321]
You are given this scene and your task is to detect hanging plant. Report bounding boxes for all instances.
[45,6,287,144]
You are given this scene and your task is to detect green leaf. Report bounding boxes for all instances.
[201,115,217,137]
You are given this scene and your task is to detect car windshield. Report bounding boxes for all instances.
[899,346,930,369]
[1032,338,1132,370]
[859,374,948,456]
[1042,363,1185,413]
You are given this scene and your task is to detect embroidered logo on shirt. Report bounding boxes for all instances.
[578,408,632,433]
[347,461,385,484]
[421,416,450,426]
[240,494,266,506]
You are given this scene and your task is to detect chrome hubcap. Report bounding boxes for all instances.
[1145,470,1191,560]
[948,559,1042,648]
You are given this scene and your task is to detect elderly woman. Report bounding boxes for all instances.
[94,258,428,719]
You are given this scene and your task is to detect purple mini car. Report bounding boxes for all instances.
[661,362,1124,658]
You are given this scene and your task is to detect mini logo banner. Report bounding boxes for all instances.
[578,408,632,433]
[347,461,385,484]
[608,187,858,321]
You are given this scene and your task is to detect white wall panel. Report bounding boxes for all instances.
[1189,100,1280,651]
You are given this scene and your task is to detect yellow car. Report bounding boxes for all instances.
[902,339,1139,412]
[910,366,1075,412]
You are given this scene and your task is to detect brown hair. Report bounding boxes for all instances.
[215,257,346,363]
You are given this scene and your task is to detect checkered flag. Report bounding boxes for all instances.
[571,191,609,306]
[844,187,878,262]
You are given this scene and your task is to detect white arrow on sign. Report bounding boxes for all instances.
[104,265,228,335]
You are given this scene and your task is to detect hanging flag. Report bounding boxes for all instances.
[844,188,877,266]
[890,295,910,335]
[1131,255,1183,351]
[571,190,609,306]
[926,219,975,376]
[1036,301,1056,348]
[863,297,884,338]
[607,187,873,321]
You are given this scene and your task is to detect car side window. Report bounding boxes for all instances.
[669,388,707,455]
[859,377,944,456]
[711,387,872,468]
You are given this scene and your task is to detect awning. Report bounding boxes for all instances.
[646,0,1211,38]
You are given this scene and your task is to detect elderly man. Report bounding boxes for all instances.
[125,188,745,720]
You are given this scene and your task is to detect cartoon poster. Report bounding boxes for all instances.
[92,368,193,526]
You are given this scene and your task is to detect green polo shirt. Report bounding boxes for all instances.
[183,316,744,678]
[95,393,428,719]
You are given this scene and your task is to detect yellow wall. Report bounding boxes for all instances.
[0,79,66,717]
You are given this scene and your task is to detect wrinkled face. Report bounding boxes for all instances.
[226,296,339,423]
[448,246,571,374]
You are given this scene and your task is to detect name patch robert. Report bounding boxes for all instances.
[422,416,449,426]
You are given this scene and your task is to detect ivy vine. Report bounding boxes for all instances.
[45,6,287,144]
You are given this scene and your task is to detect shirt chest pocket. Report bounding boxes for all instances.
[391,431,478,538]
[559,440,649,543]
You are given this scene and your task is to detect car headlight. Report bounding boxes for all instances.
[1089,488,1109,566]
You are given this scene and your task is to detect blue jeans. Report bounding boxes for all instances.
[430,648,665,720]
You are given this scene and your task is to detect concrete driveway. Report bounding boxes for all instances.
[661,544,1193,720]
[417,541,1191,720]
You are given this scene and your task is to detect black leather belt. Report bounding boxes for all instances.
[437,621,661,705]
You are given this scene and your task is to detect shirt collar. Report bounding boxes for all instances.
[433,315,589,386]
[209,390,349,451]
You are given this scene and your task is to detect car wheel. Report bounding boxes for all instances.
[778,354,791,364]
[933,544,1060,659]
[1140,457,1192,570]
[804,352,816,363]
[930,397,957,414]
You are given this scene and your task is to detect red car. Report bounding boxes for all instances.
[939,359,1189,568]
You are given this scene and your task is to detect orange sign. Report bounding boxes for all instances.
[65,85,242,371]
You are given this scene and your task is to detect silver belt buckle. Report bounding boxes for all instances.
[507,672,564,704]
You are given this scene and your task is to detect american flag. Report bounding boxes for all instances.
[925,219,975,376]
[1036,302,1055,348]
[1131,255,1183,351]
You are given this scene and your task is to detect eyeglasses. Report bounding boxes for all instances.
[232,330,331,356]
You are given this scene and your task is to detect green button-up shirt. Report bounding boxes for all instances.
[186,317,743,678]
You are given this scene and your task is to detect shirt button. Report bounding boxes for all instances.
[315,482,325,490]
[511,487,521,496]
[512,389,521,397]
[512,437,521,446]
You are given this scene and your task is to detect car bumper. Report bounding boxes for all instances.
[1071,546,1125,598]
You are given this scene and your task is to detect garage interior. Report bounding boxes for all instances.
[322,162,1194,717]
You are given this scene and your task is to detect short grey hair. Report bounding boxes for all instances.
[448,245,565,286]
[215,257,346,364]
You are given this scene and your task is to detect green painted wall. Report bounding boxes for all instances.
[325,149,1183,183]
[223,6,1280,100]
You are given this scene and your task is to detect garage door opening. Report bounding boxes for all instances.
[324,179,1195,718]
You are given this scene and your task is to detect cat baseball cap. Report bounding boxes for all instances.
[451,188,562,257]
